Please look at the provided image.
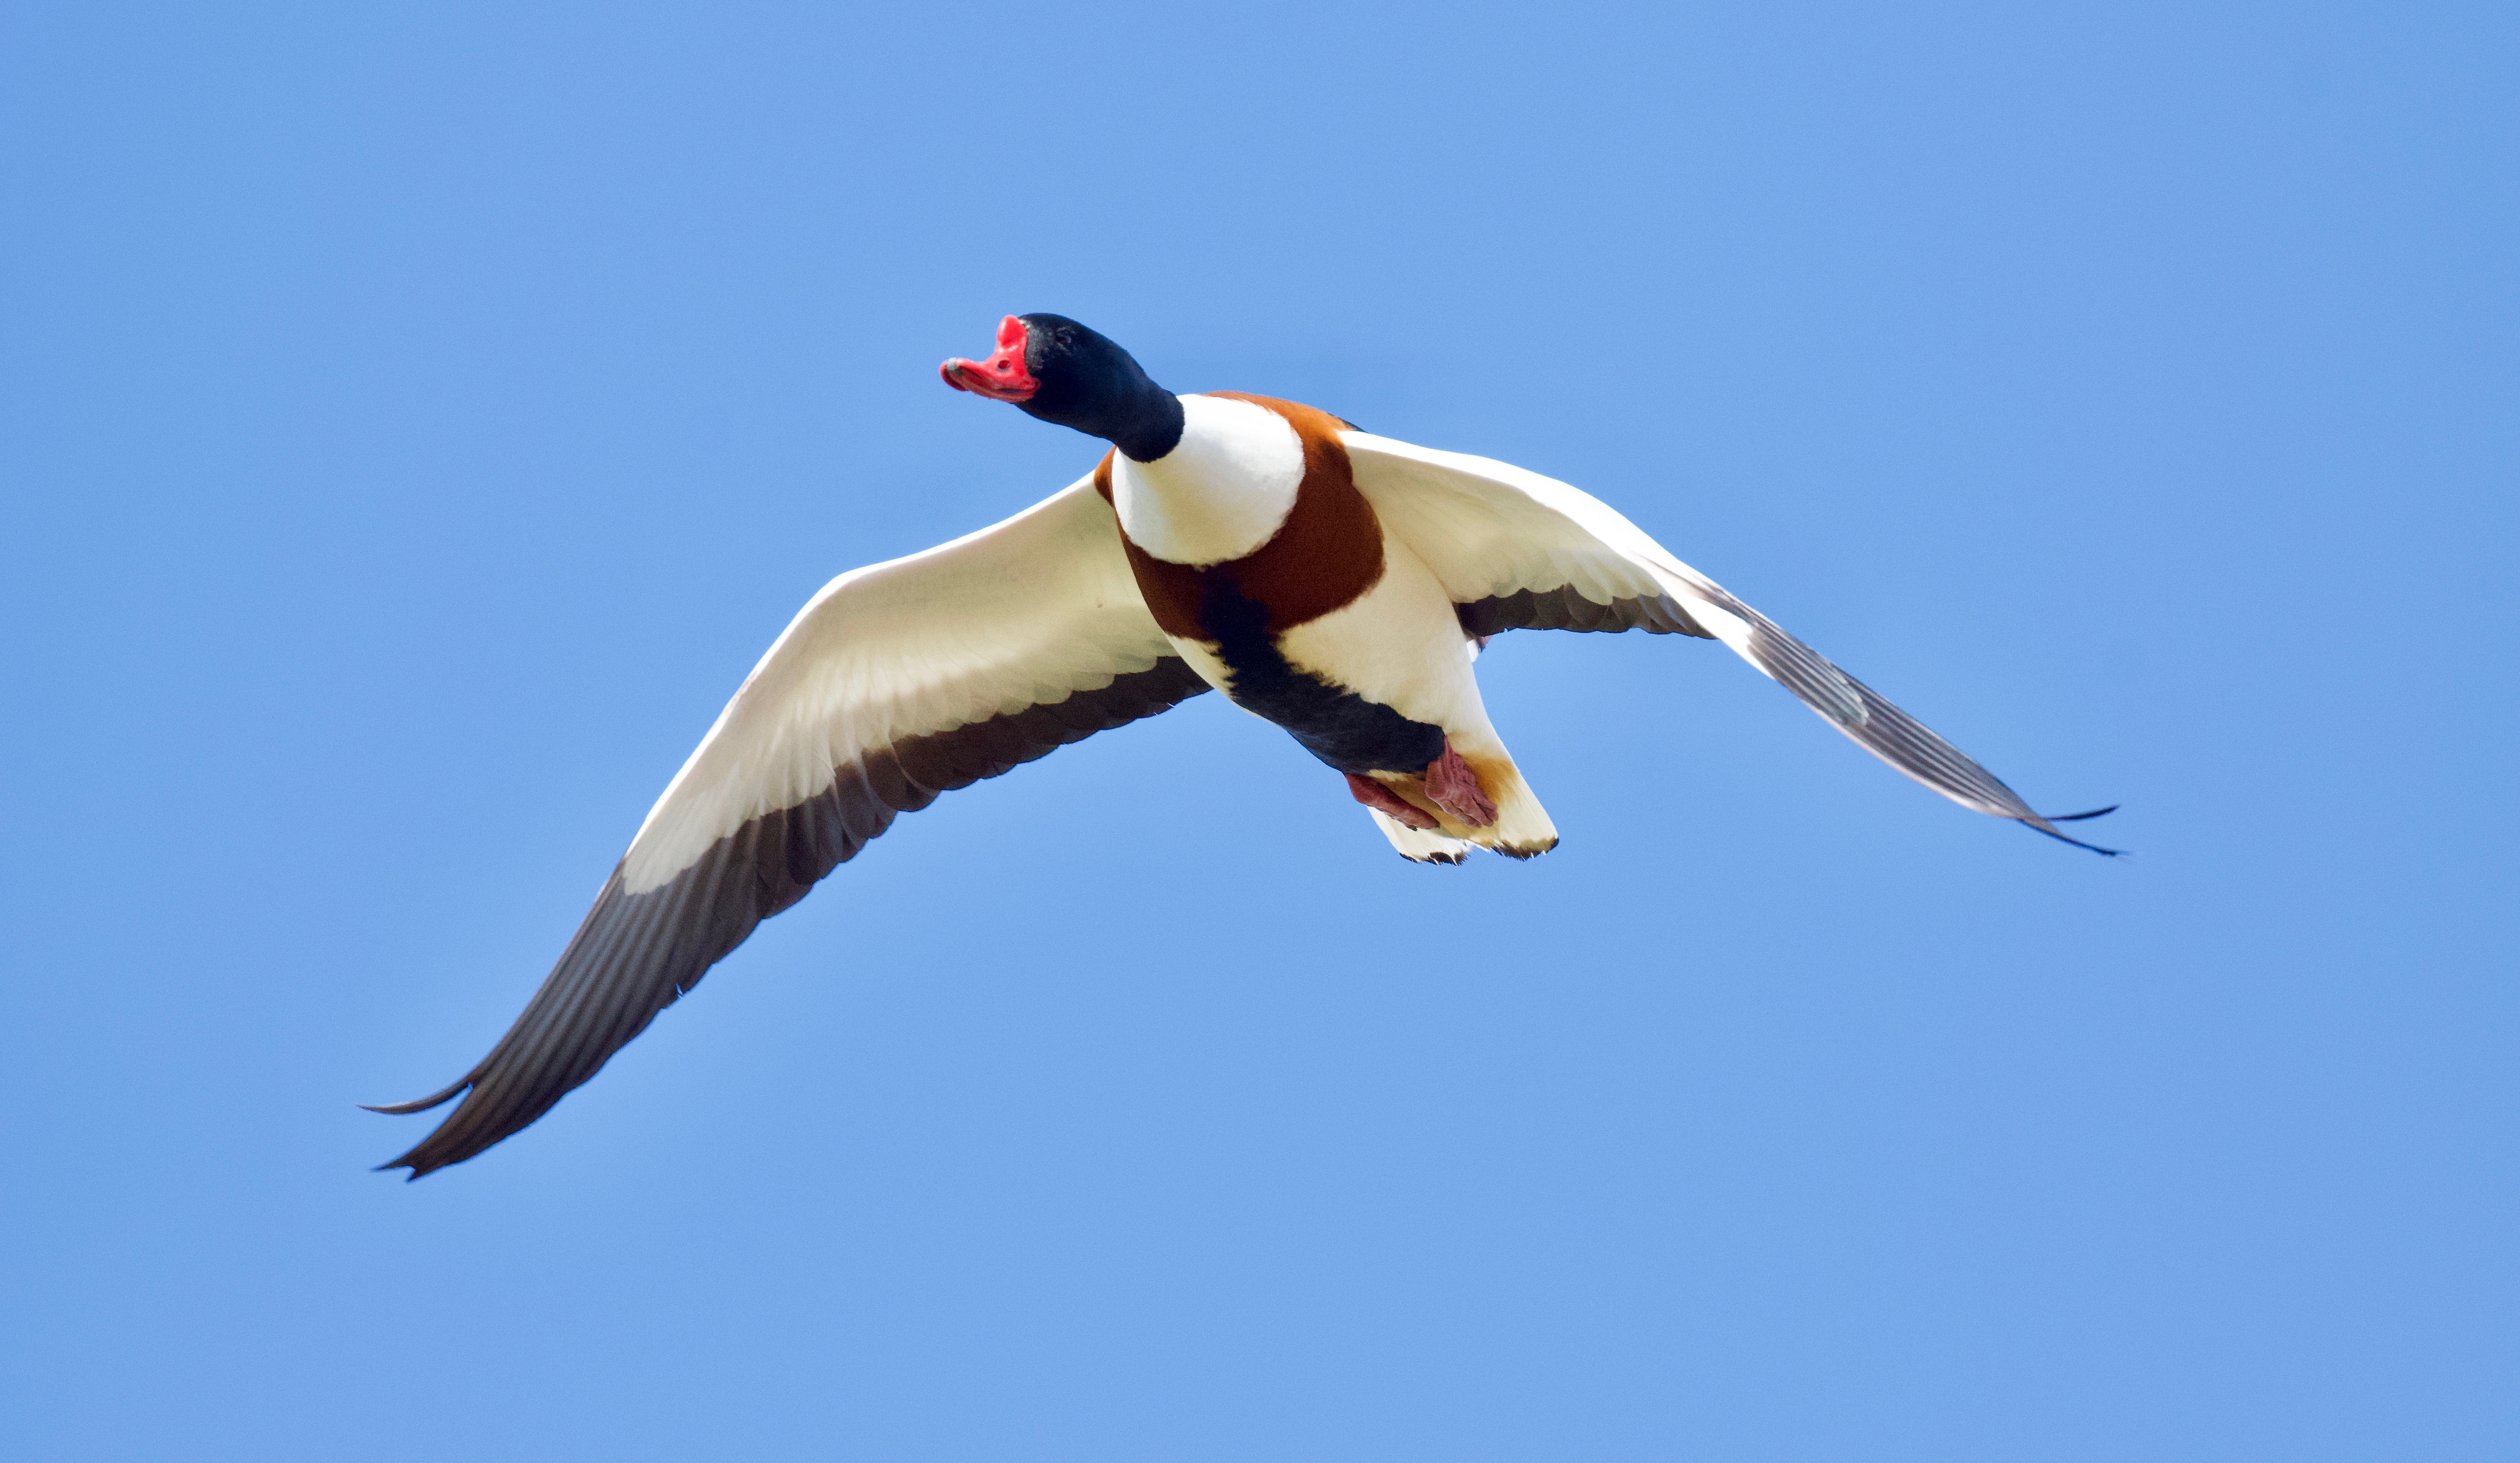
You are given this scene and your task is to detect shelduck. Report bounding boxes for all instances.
[371,312,2115,1177]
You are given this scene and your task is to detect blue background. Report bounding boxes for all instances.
[4,2,2513,1457]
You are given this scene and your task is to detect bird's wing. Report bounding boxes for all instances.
[372,475,1210,1176]
[1342,430,2116,852]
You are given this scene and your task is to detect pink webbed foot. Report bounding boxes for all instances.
[1345,772,1438,830]
[1423,741,1498,828]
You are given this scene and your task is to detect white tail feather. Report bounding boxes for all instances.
[1370,809,1475,863]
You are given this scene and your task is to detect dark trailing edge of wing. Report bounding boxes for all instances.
[369,658,1214,1178]
[1461,584,2121,857]
[1455,586,1712,639]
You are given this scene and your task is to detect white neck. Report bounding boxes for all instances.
[1108,394,1304,566]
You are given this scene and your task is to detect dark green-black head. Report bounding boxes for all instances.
[940,313,1186,462]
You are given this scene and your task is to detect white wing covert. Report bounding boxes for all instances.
[1343,431,2117,852]
[372,476,1210,1176]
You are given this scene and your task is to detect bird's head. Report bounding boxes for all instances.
[941,313,1185,462]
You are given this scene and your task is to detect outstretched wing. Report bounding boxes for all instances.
[1343,431,2115,853]
[372,476,1210,1176]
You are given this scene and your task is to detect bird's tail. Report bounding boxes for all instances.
[1365,748,1559,862]
[1369,809,1474,863]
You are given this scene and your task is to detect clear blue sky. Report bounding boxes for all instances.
[4,2,2513,1458]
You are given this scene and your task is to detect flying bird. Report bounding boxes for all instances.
[371,312,2116,1177]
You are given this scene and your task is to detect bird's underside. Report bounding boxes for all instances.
[372,402,2114,1179]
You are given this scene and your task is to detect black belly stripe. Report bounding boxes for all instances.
[1200,575,1445,776]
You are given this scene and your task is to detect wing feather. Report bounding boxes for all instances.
[1344,431,2115,852]
[372,478,1210,1176]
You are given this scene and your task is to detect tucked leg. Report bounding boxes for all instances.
[1423,740,1498,828]
[1345,772,1439,830]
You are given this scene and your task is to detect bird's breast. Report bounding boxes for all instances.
[1097,392,1389,650]
[1107,394,1305,566]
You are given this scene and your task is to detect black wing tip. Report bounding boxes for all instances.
[364,1077,486,1178]
[359,1075,474,1116]
[372,1137,478,1181]
[370,1148,429,1178]
[2021,807,2128,857]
